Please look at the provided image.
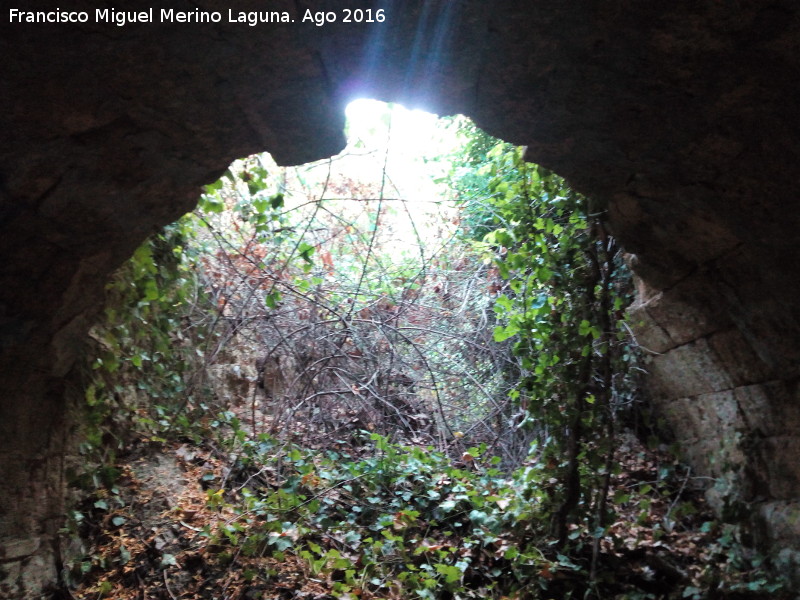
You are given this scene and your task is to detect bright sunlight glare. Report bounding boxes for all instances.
[345,98,443,158]
[280,98,467,256]
[343,98,461,189]
[343,99,462,253]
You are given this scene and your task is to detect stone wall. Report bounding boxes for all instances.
[2,1,800,596]
[631,275,800,570]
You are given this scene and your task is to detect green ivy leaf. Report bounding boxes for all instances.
[270,193,284,209]
[265,291,282,309]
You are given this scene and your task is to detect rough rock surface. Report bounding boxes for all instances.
[2,1,800,596]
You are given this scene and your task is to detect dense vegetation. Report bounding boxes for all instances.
[63,106,788,599]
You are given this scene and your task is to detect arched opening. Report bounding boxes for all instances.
[59,101,776,599]
[3,3,800,598]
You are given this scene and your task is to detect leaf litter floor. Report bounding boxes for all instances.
[61,403,787,600]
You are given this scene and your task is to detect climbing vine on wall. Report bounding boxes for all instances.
[79,218,218,459]
[447,123,633,554]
